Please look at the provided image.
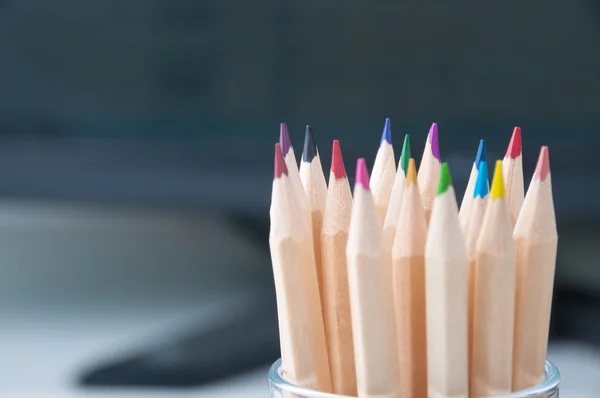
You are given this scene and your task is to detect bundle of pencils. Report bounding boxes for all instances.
[269,122,557,398]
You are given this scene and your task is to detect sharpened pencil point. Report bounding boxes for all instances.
[429,123,441,162]
[534,146,551,181]
[506,127,522,159]
[406,158,417,187]
[356,158,370,191]
[490,160,505,200]
[400,134,411,174]
[380,118,392,146]
[331,140,347,179]
[279,123,292,156]
[475,139,486,168]
[303,125,317,162]
[473,161,489,198]
[274,143,288,178]
[437,162,452,195]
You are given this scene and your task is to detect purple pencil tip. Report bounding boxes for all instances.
[279,123,292,156]
[429,123,441,162]
[355,158,370,191]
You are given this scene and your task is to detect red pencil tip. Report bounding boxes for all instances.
[274,143,288,178]
[506,127,522,159]
[534,146,550,181]
[355,158,370,191]
[331,140,347,179]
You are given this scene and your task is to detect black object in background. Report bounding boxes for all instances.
[79,292,280,387]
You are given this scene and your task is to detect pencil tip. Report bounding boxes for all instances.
[380,118,392,146]
[406,158,417,186]
[355,158,370,191]
[331,140,347,179]
[274,143,288,178]
[279,123,292,156]
[429,123,441,162]
[302,125,317,162]
[400,134,411,174]
[534,146,551,181]
[490,160,505,200]
[506,127,522,159]
[473,161,489,198]
[475,139,486,167]
[437,162,452,195]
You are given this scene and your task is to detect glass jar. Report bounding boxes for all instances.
[268,358,560,397]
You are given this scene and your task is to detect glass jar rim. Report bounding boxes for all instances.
[268,358,560,398]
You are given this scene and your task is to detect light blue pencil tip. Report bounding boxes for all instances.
[475,139,486,168]
[380,118,392,146]
[473,160,489,198]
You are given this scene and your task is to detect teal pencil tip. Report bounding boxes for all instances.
[400,134,410,174]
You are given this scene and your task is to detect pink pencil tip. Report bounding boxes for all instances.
[355,158,370,191]
[534,146,550,181]
[274,143,288,178]
[506,127,522,159]
[331,140,347,179]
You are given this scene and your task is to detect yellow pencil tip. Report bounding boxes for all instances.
[406,158,417,186]
[490,160,505,200]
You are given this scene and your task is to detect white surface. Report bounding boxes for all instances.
[547,342,600,397]
[0,200,271,397]
[1,300,269,397]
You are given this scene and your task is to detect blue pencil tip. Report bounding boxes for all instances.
[380,118,392,146]
[474,139,486,168]
[473,160,489,198]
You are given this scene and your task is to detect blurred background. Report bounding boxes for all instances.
[1,0,600,396]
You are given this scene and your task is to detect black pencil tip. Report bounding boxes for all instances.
[303,125,317,162]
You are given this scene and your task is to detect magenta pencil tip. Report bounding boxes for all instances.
[279,123,292,156]
[355,158,370,191]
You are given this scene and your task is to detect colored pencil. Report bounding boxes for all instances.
[464,160,489,382]
[269,143,332,392]
[371,118,397,223]
[425,163,469,398]
[300,125,328,318]
[392,158,428,398]
[268,122,559,397]
[418,123,442,222]
[347,159,400,398]
[502,127,524,226]
[383,134,411,252]
[470,160,517,396]
[512,146,557,391]
[459,139,487,232]
[321,140,357,396]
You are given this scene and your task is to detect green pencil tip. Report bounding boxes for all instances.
[400,134,411,174]
[437,162,452,195]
